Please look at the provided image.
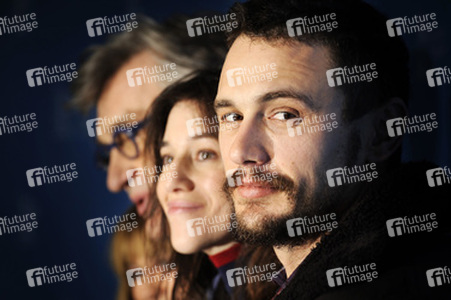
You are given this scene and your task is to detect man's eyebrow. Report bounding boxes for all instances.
[214,90,319,111]
[214,99,234,110]
[260,90,319,111]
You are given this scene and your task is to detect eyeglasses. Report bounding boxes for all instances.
[94,119,149,171]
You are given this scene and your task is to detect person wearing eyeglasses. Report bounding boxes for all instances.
[71,15,226,217]
[71,15,227,300]
[94,118,150,176]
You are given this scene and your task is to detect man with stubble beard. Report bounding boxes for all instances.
[215,0,451,299]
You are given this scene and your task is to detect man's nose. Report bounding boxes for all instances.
[106,148,136,193]
[229,118,271,167]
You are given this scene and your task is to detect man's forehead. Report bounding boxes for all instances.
[96,77,152,120]
[96,50,163,121]
[217,36,334,108]
[224,35,331,67]
[96,104,146,121]
[220,37,332,92]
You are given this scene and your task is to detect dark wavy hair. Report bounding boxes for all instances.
[226,0,410,123]
[145,69,225,299]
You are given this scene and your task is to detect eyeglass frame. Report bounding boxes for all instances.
[94,118,150,170]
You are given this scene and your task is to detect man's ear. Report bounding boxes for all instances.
[359,97,408,163]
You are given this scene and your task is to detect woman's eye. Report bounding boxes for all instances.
[198,151,216,161]
[161,155,173,165]
[221,113,242,123]
[271,111,298,121]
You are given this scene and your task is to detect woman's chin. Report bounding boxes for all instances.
[172,238,202,255]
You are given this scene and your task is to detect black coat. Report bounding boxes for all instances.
[275,162,451,300]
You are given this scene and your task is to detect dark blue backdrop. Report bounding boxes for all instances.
[0,0,449,299]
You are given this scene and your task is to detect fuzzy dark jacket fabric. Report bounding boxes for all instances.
[275,162,451,300]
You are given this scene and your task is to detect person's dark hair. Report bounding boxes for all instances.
[110,206,173,300]
[232,245,282,300]
[226,0,410,123]
[70,15,227,114]
[145,69,220,166]
[145,69,224,299]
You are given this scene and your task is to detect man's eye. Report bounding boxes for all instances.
[271,111,298,120]
[221,113,243,122]
[198,151,216,161]
[161,155,173,165]
[114,133,126,146]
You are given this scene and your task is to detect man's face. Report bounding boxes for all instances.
[97,51,164,216]
[215,36,365,246]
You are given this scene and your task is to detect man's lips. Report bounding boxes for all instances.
[235,182,278,199]
[167,201,204,215]
[129,191,150,216]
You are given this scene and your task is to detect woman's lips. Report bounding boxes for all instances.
[167,201,204,215]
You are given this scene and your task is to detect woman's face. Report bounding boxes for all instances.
[156,101,233,254]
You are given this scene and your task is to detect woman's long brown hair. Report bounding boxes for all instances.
[144,70,279,299]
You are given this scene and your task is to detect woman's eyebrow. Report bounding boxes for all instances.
[190,132,217,140]
[160,133,217,148]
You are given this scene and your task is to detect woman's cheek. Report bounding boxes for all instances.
[156,182,167,211]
